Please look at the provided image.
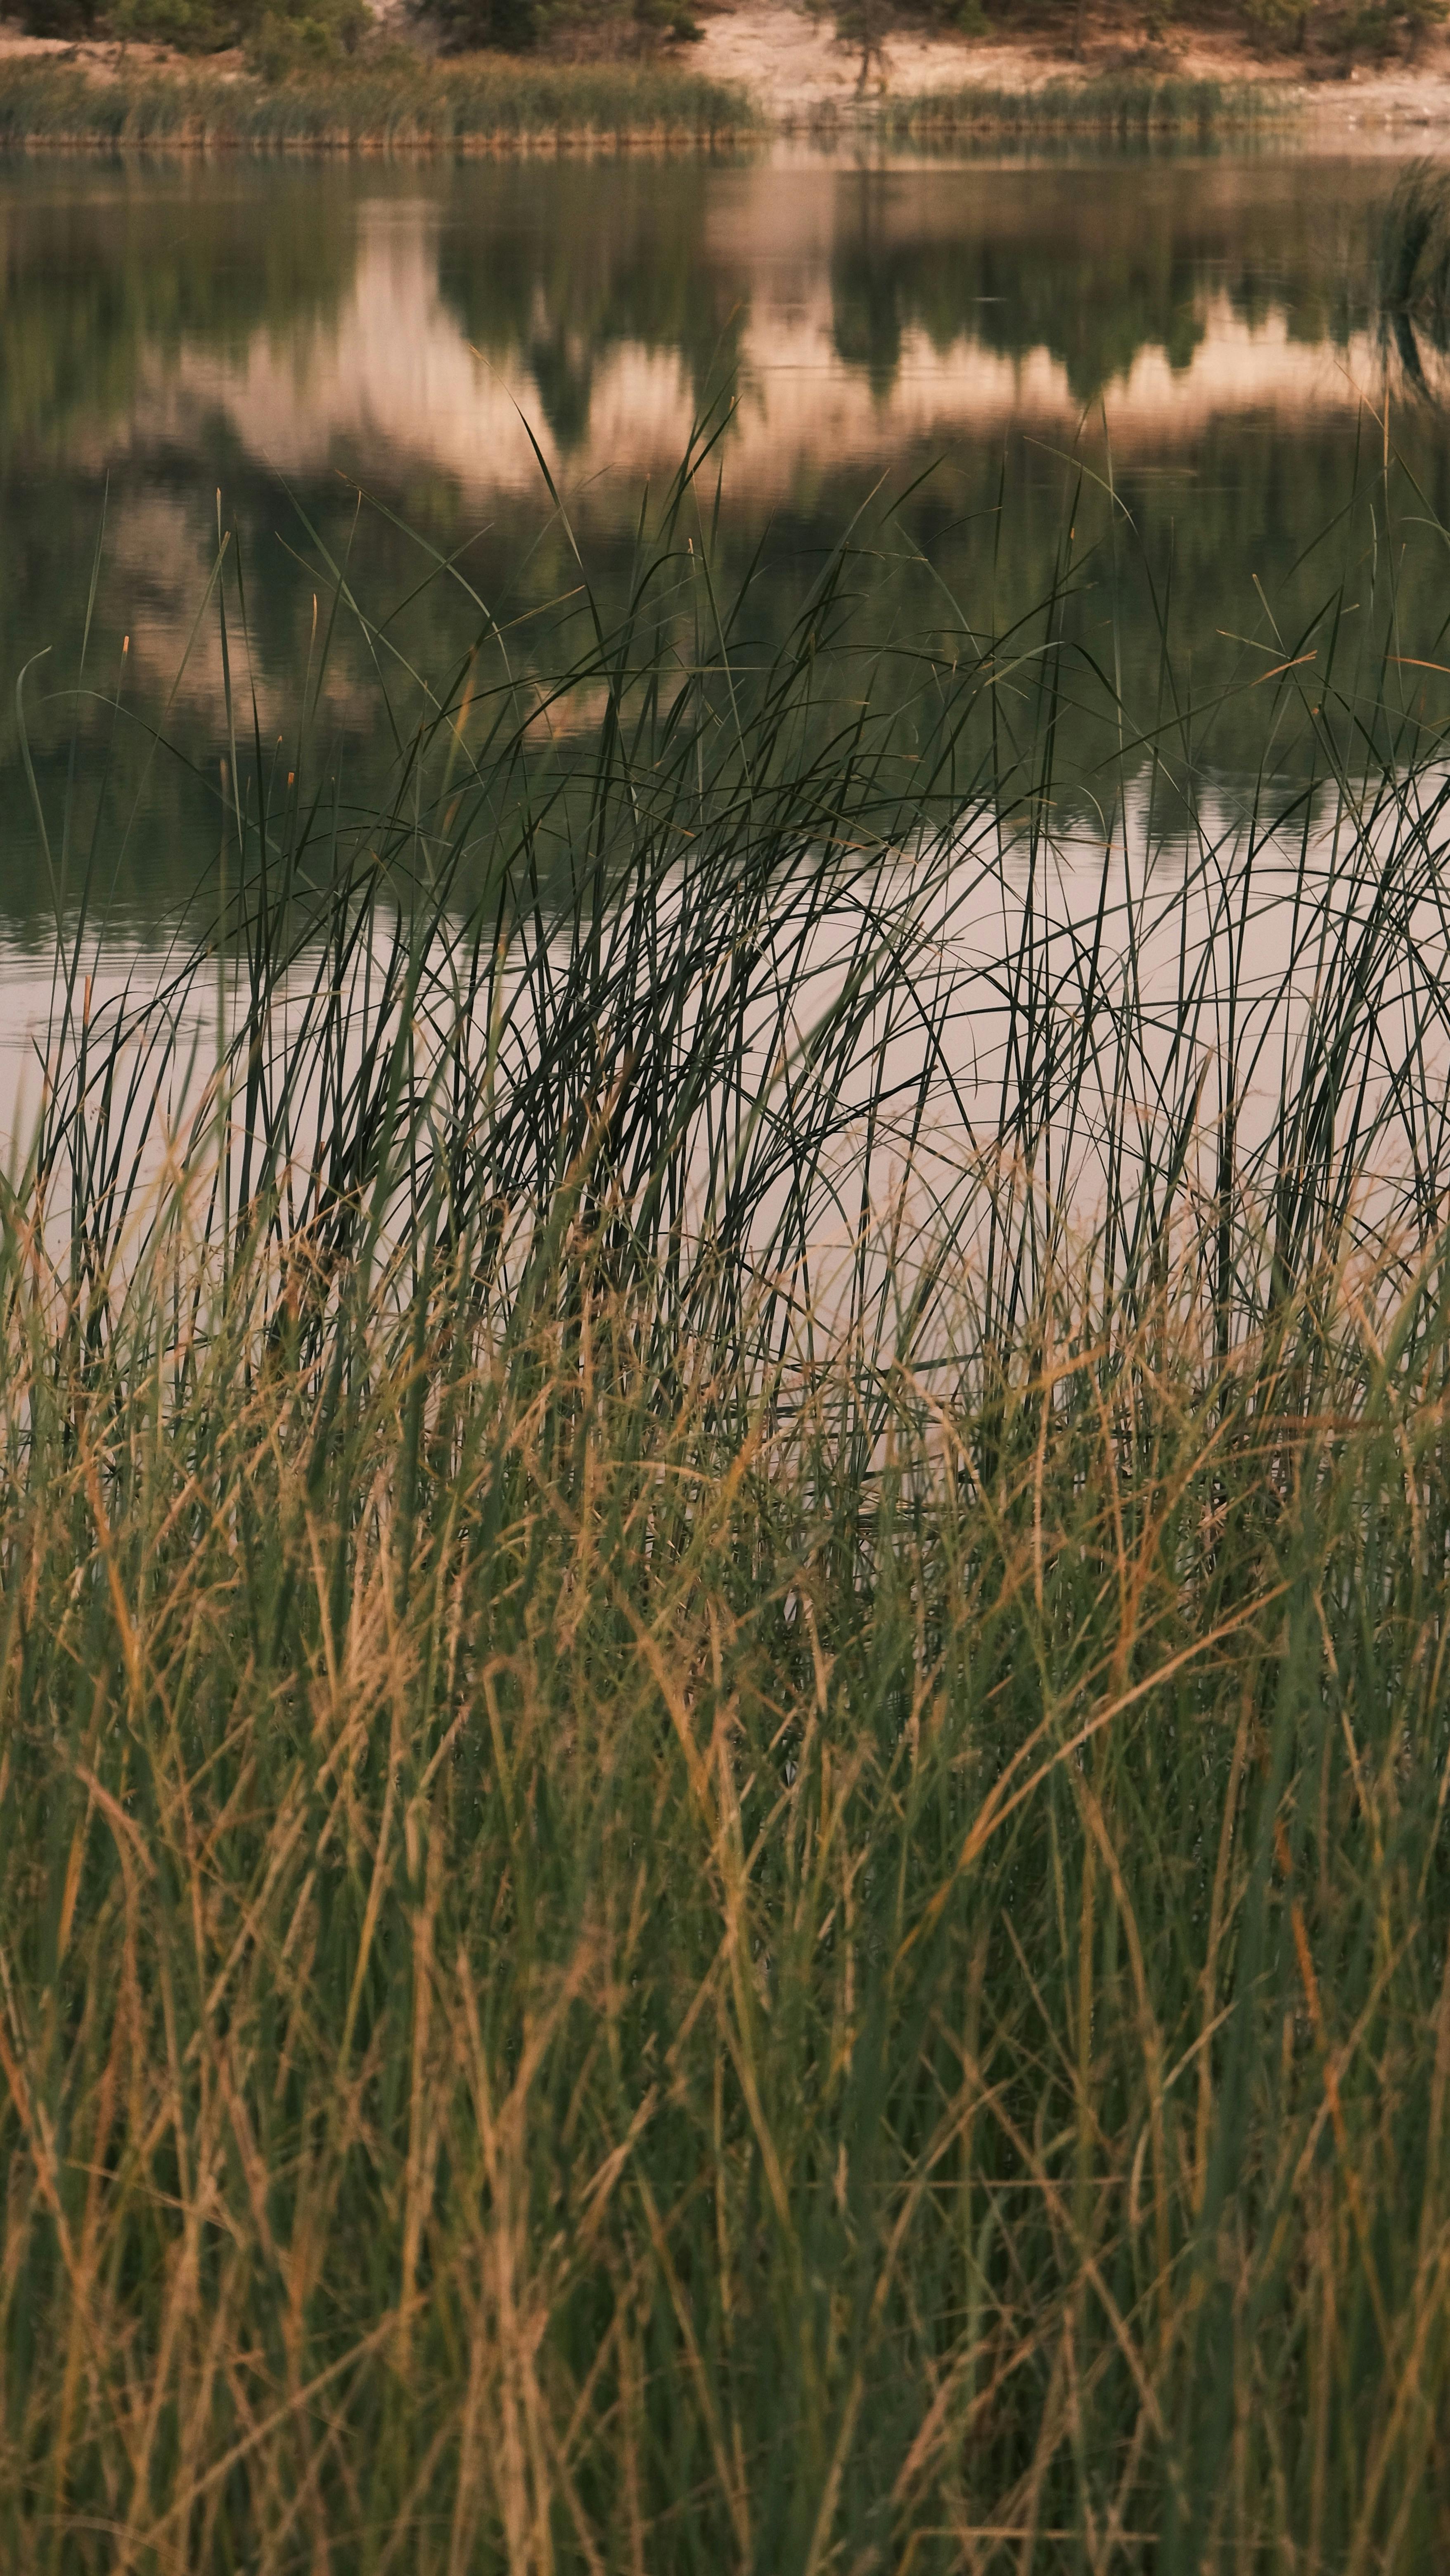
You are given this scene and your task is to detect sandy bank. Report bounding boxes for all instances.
[6,0,1450,140]
[688,0,1450,137]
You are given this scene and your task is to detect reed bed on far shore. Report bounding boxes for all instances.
[0,53,758,150]
[867,71,1291,139]
[2,434,1450,2569]
[0,56,1291,152]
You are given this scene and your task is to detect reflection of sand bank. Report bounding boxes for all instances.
[111,196,1385,513]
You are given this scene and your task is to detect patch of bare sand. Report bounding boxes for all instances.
[692,1,1052,110]
[690,0,1450,137]
[0,20,247,79]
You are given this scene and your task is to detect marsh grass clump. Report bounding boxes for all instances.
[4,436,1450,2567]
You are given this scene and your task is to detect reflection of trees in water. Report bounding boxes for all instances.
[525,332,595,451]
[824,164,1372,409]
[826,216,1211,411]
[829,174,903,400]
[9,406,1450,934]
[436,159,1382,440]
[436,162,747,452]
[0,154,1429,932]
[0,169,356,455]
[432,156,1377,447]
[0,155,1379,478]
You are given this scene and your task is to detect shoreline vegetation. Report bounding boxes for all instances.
[5,440,1450,2561]
[874,69,1289,133]
[0,53,763,141]
[0,52,1290,145]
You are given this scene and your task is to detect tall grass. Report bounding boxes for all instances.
[0,59,1286,150]
[865,73,1291,139]
[0,55,758,150]
[4,430,1450,2567]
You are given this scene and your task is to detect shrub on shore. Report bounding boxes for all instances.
[18,0,369,60]
[14,0,714,62]
[842,0,1445,73]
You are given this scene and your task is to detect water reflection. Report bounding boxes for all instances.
[437,161,749,448]
[0,144,1445,938]
[0,166,357,456]
[0,152,1396,484]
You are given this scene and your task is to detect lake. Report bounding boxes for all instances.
[1,138,1447,978]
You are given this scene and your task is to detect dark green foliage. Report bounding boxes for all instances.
[12,0,101,34]
[846,0,1442,79]
[1249,0,1448,53]
[15,0,370,58]
[426,0,541,57]
[417,0,701,63]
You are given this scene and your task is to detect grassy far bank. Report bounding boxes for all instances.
[0,50,1289,142]
[874,68,1289,130]
[4,436,1450,2565]
[0,49,764,148]
[0,49,760,140]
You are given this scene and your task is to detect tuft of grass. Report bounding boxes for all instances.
[0,52,759,150]
[4,431,1450,2566]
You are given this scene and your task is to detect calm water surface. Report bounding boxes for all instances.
[2,141,1447,958]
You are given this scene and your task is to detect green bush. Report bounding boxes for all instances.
[13,0,100,33]
[426,0,541,49]
[18,0,369,56]
[244,0,370,72]
[1238,0,1445,50]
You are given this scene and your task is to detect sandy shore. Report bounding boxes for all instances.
[0,23,245,80]
[688,0,1450,135]
[5,0,1450,137]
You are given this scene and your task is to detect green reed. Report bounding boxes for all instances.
[2,427,1450,2569]
[0,54,757,150]
[867,73,1291,139]
[0,61,1285,152]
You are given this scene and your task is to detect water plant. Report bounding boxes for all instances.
[2,429,1450,2567]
